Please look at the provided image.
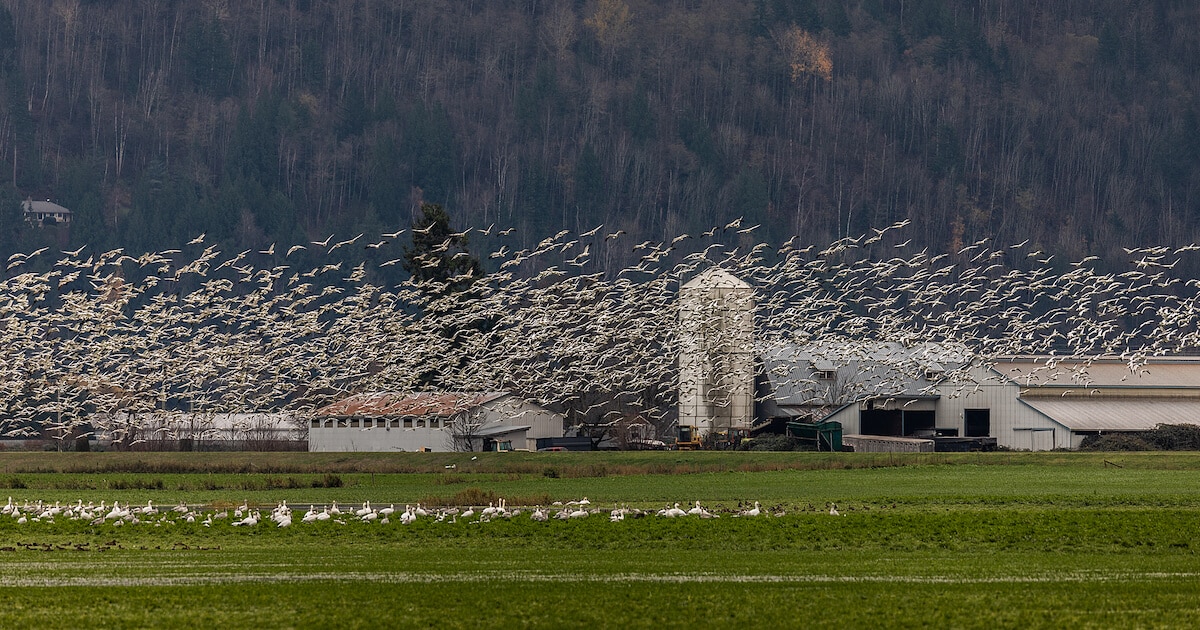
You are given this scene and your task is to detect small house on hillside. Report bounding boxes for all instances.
[308,391,563,452]
[22,198,72,226]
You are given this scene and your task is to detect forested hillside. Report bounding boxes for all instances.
[1,0,1198,272]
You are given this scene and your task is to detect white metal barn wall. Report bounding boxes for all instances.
[932,368,1073,450]
[822,366,1074,451]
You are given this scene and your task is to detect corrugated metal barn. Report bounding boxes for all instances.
[308,391,563,452]
[758,346,1200,451]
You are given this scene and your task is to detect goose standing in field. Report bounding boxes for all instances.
[105,502,125,521]
[272,502,292,525]
[742,502,761,517]
[829,504,840,516]
[233,511,260,527]
[659,503,685,518]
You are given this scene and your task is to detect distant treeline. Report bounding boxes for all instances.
[0,1,1199,274]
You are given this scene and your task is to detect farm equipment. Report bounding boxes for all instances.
[675,425,703,450]
[706,428,751,450]
[786,420,843,451]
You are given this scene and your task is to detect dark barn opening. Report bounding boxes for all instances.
[860,409,936,437]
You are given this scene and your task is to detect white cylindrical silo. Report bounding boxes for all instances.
[678,268,755,437]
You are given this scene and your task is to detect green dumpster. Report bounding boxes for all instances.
[786,420,843,451]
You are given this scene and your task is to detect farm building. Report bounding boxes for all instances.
[988,356,1200,449]
[677,268,1200,451]
[308,391,563,452]
[0,416,93,451]
[92,412,305,451]
[757,343,1200,450]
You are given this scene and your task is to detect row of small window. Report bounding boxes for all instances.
[813,370,943,380]
[311,417,443,429]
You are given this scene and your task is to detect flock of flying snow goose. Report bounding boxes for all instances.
[0,218,1196,443]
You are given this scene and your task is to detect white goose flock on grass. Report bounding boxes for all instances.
[0,496,816,529]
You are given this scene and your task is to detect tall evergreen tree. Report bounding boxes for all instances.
[403,202,482,292]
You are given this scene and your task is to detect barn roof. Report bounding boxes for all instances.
[22,199,72,215]
[313,392,510,418]
[994,357,1200,389]
[761,341,970,405]
[475,424,531,437]
[1020,397,1200,432]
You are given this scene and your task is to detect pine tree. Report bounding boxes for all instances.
[402,202,482,292]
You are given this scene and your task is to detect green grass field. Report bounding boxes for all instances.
[1,451,1199,628]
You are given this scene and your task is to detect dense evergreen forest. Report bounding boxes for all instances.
[1,0,1199,274]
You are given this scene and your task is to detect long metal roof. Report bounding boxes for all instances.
[313,392,509,418]
[22,199,72,215]
[761,341,968,405]
[1020,397,1200,432]
[994,357,1200,389]
[474,424,531,437]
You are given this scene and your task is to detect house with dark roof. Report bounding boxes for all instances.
[308,391,563,452]
[22,198,72,226]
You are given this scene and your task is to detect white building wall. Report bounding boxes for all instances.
[308,418,453,452]
[932,367,1073,450]
[308,395,564,453]
[818,366,1073,451]
[477,396,563,450]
